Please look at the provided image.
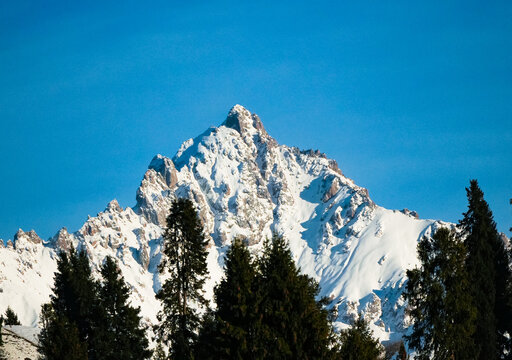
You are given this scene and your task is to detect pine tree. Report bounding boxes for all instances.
[258,233,333,359]
[195,310,221,359]
[67,247,105,359]
[155,198,209,360]
[39,247,104,360]
[4,306,21,325]
[404,228,476,360]
[459,180,512,359]
[38,303,88,360]
[336,316,382,360]
[196,238,263,359]
[98,256,152,360]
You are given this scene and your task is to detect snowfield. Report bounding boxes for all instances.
[0,105,447,344]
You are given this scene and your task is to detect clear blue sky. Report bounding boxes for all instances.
[1,1,510,241]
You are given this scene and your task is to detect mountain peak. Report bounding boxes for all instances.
[50,227,74,251]
[148,154,177,188]
[229,103,249,115]
[105,199,123,213]
[222,104,264,134]
[13,228,42,246]
[223,104,252,131]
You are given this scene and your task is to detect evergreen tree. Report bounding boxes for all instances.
[195,310,221,359]
[196,238,263,359]
[258,234,333,359]
[336,316,382,360]
[98,256,151,360]
[39,247,104,360]
[66,247,104,359]
[0,316,3,347]
[4,306,21,325]
[38,303,88,360]
[155,198,209,360]
[404,228,476,360]
[459,180,512,359]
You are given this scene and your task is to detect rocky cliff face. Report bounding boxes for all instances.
[0,105,445,343]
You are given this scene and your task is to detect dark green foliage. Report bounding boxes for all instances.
[398,341,407,360]
[38,303,88,360]
[195,310,221,359]
[404,228,476,360]
[459,180,512,359]
[0,316,3,346]
[196,234,336,359]
[98,256,151,360]
[258,234,334,359]
[336,316,382,360]
[53,248,101,345]
[4,306,21,325]
[41,248,152,360]
[39,247,103,360]
[155,198,209,360]
[196,238,263,359]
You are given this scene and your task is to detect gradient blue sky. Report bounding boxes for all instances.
[1,1,511,241]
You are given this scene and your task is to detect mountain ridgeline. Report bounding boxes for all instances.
[0,105,446,342]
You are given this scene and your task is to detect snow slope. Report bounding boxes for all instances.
[1,326,39,360]
[0,105,445,342]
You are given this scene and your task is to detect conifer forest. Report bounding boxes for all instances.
[1,180,504,359]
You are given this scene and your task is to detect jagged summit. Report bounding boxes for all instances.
[223,104,253,131]
[222,104,270,139]
[105,199,123,213]
[50,227,74,251]
[0,105,445,343]
[13,228,42,247]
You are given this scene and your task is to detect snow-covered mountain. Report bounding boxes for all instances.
[0,105,446,343]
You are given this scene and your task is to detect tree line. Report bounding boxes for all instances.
[403,180,512,360]
[34,179,511,359]
[37,197,382,359]
[152,198,383,360]
[37,249,151,359]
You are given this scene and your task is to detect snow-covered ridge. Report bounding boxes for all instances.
[0,105,444,343]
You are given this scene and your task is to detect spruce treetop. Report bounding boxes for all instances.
[4,306,21,326]
[404,228,476,360]
[458,179,512,359]
[155,197,209,360]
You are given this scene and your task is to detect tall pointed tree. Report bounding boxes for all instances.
[336,316,382,360]
[155,198,209,360]
[459,180,512,359]
[3,306,21,325]
[98,256,151,359]
[38,303,88,360]
[196,237,263,359]
[258,234,333,359]
[404,227,476,360]
[68,247,105,359]
[39,247,104,360]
